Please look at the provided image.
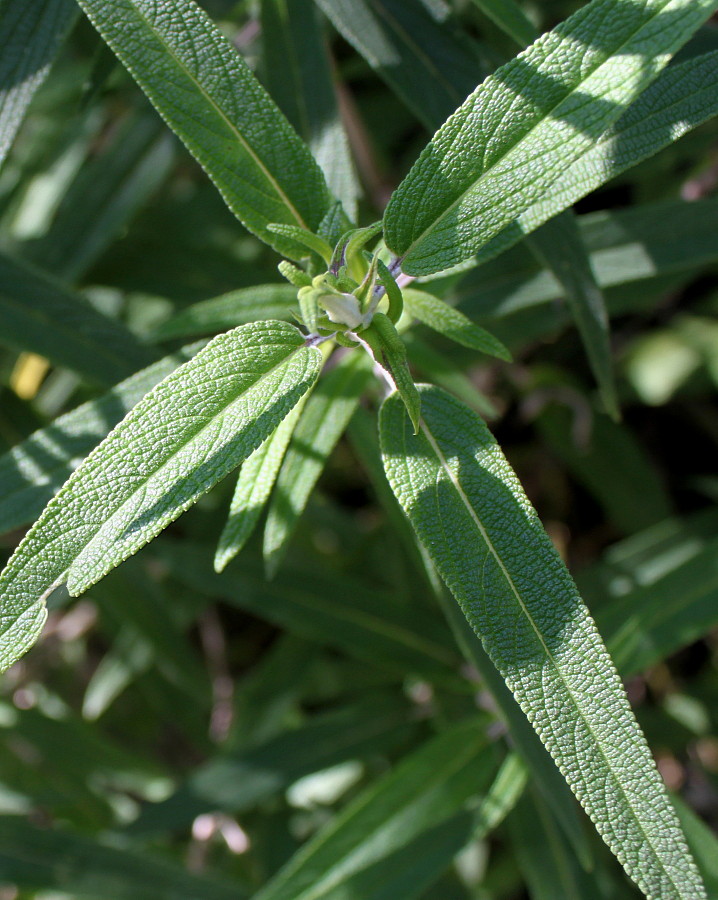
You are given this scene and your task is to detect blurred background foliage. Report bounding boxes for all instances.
[1,0,718,897]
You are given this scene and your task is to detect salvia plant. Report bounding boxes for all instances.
[0,0,717,897]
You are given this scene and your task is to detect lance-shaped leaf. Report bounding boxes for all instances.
[403,288,510,360]
[263,349,373,576]
[74,0,333,258]
[0,251,157,385]
[469,0,536,48]
[0,0,78,169]
[380,385,706,900]
[384,0,718,275]
[473,49,718,266]
[0,344,202,536]
[0,321,322,672]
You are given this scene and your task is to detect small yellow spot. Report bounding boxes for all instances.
[10,353,50,400]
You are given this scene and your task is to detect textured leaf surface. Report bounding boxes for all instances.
[263,349,373,576]
[0,344,201,536]
[0,0,77,168]
[74,0,332,257]
[0,322,322,671]
[380,385,706,899]
[254,718,495,900]
[473,49,718,265]
[384,0,718,274]
[0,251,157,385]
[403,288,510,359]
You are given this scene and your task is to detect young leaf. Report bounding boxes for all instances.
[0,0,78,169]
[266,223,333,263]
[474,50,718,266]
[380,384,706,900]
[0,344,202,536]
[528,213,617,417]
[0,251,157,385]
[74,0,333,258]
[214,397,307,572]
[263,349,373,576]
[384,0,718,275]
[403,288,510,360]
[261,0,360,221]
[151,285,298,342]
[0,321,322,672]
[367,312,421,433]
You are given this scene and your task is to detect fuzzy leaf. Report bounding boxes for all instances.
[74,0,333,258]
[384,0,718,275]
[380,384,706,900]
[0,321,322,671]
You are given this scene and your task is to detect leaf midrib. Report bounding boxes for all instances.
[398,0,675,263]
[88,0,309,230]
[418,413,686,897]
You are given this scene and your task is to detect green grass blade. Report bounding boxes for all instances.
[474,50,718,265]
[0,0,78,169]
[215,397,307,572]
[403,288,510,360]
[263,349,373,577]
[384,0,718,275]
[314,0,488,132]
[0,321,322,671]
[0,344,202,536]
[74,0,333,258]
[253,718,496,900]
[0,251,157,385]
[380,384,706,900]
[262,0,360,221]
[528,213,617,417]
[150,284,298,342]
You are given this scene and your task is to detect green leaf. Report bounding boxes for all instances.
[263,349,373,576]
[151,284,298,342]
[74,0,333,258]
[366,312,421,433]
[403,288,510,360]
[214,396,307,572]
[0,321,322,672]
[473,50,718,265]
[267,223,333,263]
[527,213,617,417]
[468,0,536,48]
[384,0,718,275]
[253,718,496,900]
[314,0,490,132]
[380,384,706,900]
[0,250,157,385]
[261,0,360,221]
[0,0,78,170]
[0,343,202,536]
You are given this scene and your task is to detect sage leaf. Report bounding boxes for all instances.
[0,321,322,672]
[384,0,718,275]
[0,0,77,169]
[380,384,706,900]
[468,0,536,48]
[403,288,510,360]
[74,0,333,258]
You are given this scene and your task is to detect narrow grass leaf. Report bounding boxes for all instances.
[385,0,718,275]
[474,50,718,265]
[380,384,706,900]
[74,0,333,258]
[215,397,307,572]
[264,349,373,577]
[151,284,298,342]
[262,0,360,221]
[403,288,510,360]
[528,213,617,416]
[0,344,201,536]
[0,251,157,385]
[253,718,496,900]
[0,0,78,169]
[468,0,536,48]
[0,322,322,672]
